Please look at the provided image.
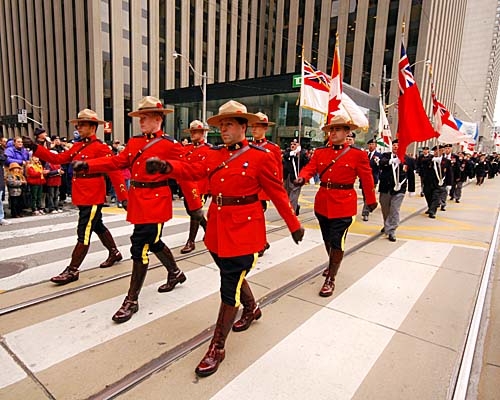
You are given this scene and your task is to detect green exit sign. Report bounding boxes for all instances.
[292,75,302,88]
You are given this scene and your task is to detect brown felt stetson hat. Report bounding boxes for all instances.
[183,120,209,132]
[207,100,260,127]
[250,112,276,127]
[128,96,173,117]
[69,109,105,125]
[321,114,358,132]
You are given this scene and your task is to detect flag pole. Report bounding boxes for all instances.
[297,45,304,171]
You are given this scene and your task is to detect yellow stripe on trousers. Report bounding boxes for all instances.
[83,205,98,245]
[340,216,355,251]
[141,244,150,264]
[234,253,258,308]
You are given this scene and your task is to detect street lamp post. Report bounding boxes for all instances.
[10,94,43,126]
[172,51,207,127]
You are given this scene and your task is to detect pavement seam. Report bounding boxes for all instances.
[285,293,458,354]
[0,337,56,399]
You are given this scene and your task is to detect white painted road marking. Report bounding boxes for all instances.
[1,230,323,388]
[210,241,452,400]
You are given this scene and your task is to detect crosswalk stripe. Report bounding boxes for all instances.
[0,217,187,261]
[0,347,26,387]
[0,224,204,291]
[1,230,324,388]
[0,214,126,241]
[210,241,452,400]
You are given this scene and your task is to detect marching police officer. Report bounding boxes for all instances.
[249,112,283,256]
[294,114,377,296]
[72,97,203,323]
[179,120,211,254]
[23,109,128,284]
[146,100,304,377]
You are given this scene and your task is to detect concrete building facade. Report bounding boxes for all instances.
[0,0,497,150]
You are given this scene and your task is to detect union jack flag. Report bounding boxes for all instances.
[303,60,330,92]
[398,45,415,94]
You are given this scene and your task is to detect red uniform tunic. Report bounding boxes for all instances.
[181,140,212,195]
[168,140,300,257]
[86,131,202,225]
[34,136,128,206]
[252,139,283,201]
[299,143,376,218]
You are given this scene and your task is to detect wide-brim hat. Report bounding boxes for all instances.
[250,112,275,126]
[128,96,173,117]
[183,119,209,132]
[9,162,21,170]
[321,114,358,132]
[207,100,260,127]
[69,109,105,125]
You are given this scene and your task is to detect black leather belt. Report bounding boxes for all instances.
[74,173,104,179]
[320,182,354,190]
[214,194,259,206]
[131,180,170,188]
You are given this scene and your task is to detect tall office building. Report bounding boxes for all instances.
[453,0,500,147]
[0,1,497,150]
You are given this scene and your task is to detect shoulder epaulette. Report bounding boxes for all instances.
[265,140,280,148]
[210,145,224,150]
[350,145,363,151]
[132,134,143,138]
[162,135,177,143]
[316,146,329,150]
[250,143,270,152]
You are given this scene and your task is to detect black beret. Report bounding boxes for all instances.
[392,139,398,144]
[422,146,429,150]
[366,138,375,144]
[34,127,46,136]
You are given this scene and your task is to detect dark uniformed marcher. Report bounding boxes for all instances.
[416,146,432,196]
[250,112,283,256]
[294,114,377,296]
[421,145,453,218]
[146,100,304,377]
[23,109,128,284]
[72,97,203,323]
[378,139,415,241]
[179,120,211,254]
[361,138,381,221]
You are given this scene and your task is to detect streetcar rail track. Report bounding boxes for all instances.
[88,203,433,400]
[0,213,319,316]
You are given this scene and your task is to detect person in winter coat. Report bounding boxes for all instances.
[5,163,27,217]
[46,154,64,213]
[0,138,8,224]
[4,137,30,167]
[26,155,49,215]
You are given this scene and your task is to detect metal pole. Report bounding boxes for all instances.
[202,72,207,126]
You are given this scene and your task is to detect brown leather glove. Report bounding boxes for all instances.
[367,202,378,212]
[293,177,306,187]
[146,157,172,174]
[72,161,89,172]
[22,136,37,151]
[121,199,128,211]
[291,226,305,244]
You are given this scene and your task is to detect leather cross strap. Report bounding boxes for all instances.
[74,172,104,179]
[131,136,165,165]
[208,145,251,179]
[318,146,351,179]
[69,139,100,159]
[319,182,354,190]
[131,180,170,188]
[213,193,259,206]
